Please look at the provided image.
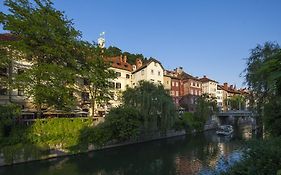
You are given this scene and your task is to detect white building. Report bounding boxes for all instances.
[105,55,133,107]
[216,85,223,111]
[132,58,164,86]
[200,75,218,97]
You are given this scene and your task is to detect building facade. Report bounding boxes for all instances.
[132,58,164,86]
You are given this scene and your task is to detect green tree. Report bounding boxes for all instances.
[0,37,18,103]
[193,94,217,129]
[244,42,281,136]
[0,0,83,112]
[123,52,145,65]
[104,46,122,57]
[105,106,142,141]
[77,42,116,117]
[122,81,177,132]
[228,95,246,110]
[0,104,21,137]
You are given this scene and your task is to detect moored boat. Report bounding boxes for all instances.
[216,125,234,136]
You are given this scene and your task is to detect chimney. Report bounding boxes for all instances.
[230,85,233,89]
[119,55,123,63]
[123,55,127,63]
[203,75,206,78]
[176,67,183,74]
[223,83,228,89]
[136,58,143,69]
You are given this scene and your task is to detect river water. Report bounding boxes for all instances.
[0,125,254,175]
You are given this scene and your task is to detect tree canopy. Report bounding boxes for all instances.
[122,81,177,132]
[0,0,116,114]
[244,42,281,136]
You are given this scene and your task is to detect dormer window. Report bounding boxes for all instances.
[154,62,157,67]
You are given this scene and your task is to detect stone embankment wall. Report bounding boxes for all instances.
[0,130,186,167]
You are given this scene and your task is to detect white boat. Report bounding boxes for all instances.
[216,125,234,136]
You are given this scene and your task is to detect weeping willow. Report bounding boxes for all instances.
[122,81,177,133]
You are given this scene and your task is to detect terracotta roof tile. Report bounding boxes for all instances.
[105,56,132,71]
[0,33,18,41]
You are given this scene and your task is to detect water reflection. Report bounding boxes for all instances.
[0,125,253,175]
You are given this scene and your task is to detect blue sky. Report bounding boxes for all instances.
[1,0,281,87]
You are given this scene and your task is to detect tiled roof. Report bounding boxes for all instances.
[133,58,164,73]
[199,76,218,83]
[105,56,132,71]
[218,84,241,94]
[179,72,199,81]
[0,33,18,41]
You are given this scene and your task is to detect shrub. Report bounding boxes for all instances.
[223,137,281,175]
[0,104,21,137]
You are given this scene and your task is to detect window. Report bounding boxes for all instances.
[116,72,121,77]
[116,82,121,89]
[83,78,90,85]
[0,87,7,95]
[109,82,115,88]
[141,70,144,75]
[126,74,130,79]
[82,92,89,101]
[158,80,161,84]
[172,82,175,86]
[193,82,195,86]
[150,79,155,82]
[197,83,199,87]
[167,81,169,85]
[158,71,161,76]
[0,68,7,76]
[195,90,197,95]
[175,91,179,96]
[154,62,157,67]
[151,69,154,75]
[191,89,194,95]
[171,91,174,96]
[18,88,24,96]
[175,82,178,87]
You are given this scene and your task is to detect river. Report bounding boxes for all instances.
[0,125,254,175]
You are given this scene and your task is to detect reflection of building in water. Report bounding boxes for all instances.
[174,156,202,175]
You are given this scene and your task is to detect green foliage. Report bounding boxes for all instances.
[104,46,122,57]
[0,0,82,111]
[263,96,281,137]
[223,137,281,175]
[244,42,281,136]
[122,81,177,132]
[174,112,194,132]
[194,94,216,123]
[0,118,91,149]
[105,106,142,141]
[104,46,146,65]
[78,43,117,116]
[25,118,91,149]
[0,104,21,137]
[123,52,145,65]
[79,106,142,147]
[228,95,246,110]
[178,112,204,132]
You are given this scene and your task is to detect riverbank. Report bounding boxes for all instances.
[0,129,247,175]
[0,129,186,167]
